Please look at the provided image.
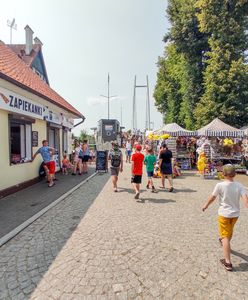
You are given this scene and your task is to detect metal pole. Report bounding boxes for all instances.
[108,73,110,119]
[100,74,117,120]
[120,104,122,127]
[146,75,151,130]
[132,76,136,132]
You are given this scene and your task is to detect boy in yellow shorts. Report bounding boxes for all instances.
[202,164,248,271]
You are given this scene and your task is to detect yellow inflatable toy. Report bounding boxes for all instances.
[223,138,234,147]
[197,152,207,175]
[160,134,171,140]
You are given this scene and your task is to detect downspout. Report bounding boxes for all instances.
[73,116,86,128]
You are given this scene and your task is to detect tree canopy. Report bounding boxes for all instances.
[154,0,248,129]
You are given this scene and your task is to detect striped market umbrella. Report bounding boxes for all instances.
[241,125,248,136]
[153,123,196,137]
[197,118,244,137]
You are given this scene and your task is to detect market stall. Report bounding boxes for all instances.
[153,123,196,170]
[196,118,246,177]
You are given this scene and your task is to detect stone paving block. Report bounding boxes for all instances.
[1,166,248,299]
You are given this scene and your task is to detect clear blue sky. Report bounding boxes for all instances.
[0,0,169,135]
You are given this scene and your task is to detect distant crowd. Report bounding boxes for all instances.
[32,136,248,272]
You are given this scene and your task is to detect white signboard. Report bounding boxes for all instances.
[0,87,75,128]
[43,108,74,128]
[0,87,44,120]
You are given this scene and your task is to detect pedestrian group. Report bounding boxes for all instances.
[108,140,248,272]
[33,138,248,272]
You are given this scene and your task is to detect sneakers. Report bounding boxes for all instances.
[152,187,157,193]
[220,259,233,271]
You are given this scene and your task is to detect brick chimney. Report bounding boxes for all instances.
[24,25,34,55]
[34,37,43,46]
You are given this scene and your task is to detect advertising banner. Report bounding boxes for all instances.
[0,87,44,120]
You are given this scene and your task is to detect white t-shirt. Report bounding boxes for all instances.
[126,142,131,151]
[212,181,246,218]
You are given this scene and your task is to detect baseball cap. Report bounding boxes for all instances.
[136,144,142,151]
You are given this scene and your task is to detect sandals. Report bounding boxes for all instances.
[134,193,140,199]
[220,259,232,271]
[168,187,174,192]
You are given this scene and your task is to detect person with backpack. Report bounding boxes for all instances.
[108,141,123,192]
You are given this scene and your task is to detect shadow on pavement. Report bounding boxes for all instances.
[234,263,248,272]
[231,249,248,262]
[174,188,197,193]
[0,167,95,239]
[231,250,248,272]
[137,198,176,204]
[0,172,110,299]
[118,187,146,194]
[117,187,134,194]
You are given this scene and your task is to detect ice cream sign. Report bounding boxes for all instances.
[0,87,44,119]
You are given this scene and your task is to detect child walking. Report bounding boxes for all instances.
[202,164,248,271]
[131,144,144,199]
[144,148,157,192]
[61,154,70,175]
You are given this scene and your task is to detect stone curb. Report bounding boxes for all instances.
[0,172,98,247]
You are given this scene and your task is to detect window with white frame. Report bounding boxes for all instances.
[10,119,32,164]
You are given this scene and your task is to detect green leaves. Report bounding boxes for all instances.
[195,0,248,127]
[154,0,248,129]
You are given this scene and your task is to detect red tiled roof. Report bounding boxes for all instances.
[0,41,84,118]
[8,43,50,85]
[7,44,41,66]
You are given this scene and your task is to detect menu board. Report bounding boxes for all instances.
[96,151,108,172]
[32,131,38,147]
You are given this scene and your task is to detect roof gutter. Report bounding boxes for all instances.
[73,116,86,128]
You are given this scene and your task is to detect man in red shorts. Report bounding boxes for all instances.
[33,140,56,187]
[131,144,144,199]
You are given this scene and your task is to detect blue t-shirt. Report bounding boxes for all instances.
[37,146,52,163]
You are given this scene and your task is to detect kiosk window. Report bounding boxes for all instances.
[10,120,32,164]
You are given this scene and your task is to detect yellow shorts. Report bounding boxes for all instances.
[218,216,238,239]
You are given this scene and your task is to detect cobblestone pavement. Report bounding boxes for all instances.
[0,163,248,300]
[0,167,95,238]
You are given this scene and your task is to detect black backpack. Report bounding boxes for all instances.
[39,162,46,178]
[111,151,121,167]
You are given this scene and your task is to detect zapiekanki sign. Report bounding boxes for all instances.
[0,87,45,119]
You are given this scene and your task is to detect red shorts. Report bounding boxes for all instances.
[44,161,55,175]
